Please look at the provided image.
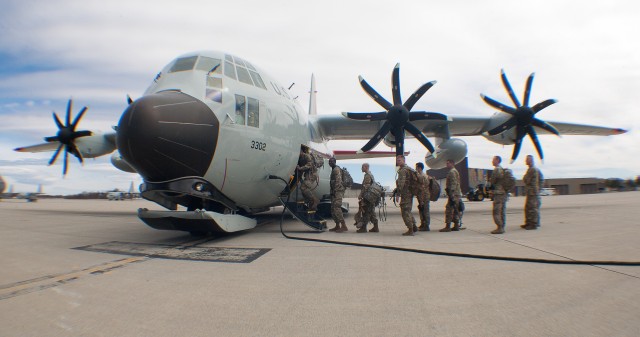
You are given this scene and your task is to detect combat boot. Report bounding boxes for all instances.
[439,223,451,232]
[523,224,537,230]
[329,223,340,232]
[491,226,505,234]
[356,223,367,233]
[369,220,379,232]
[402,226,414,236]
[336,221,348,232]
[452,223,460,231]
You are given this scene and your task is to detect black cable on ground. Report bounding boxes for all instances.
[278,211,640,267]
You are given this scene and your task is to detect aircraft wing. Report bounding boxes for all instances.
[312,114,626,140]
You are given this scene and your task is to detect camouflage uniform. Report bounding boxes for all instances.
[330,165,345,224]
[396,164,416,231]
[523,166,541,228]
[357,170,379,231]
[444,167,462,228]
[490,165,507,232]
[416,171,431,230]
[298,152,318,210]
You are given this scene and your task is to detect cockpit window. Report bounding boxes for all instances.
[223,54,266,90]
[224,61,237,80]
[249,70,266,89]
[169,56,198,73]
[196,56,222,74]
[236,66,254,86]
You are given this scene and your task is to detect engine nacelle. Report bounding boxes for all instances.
[110,151,137,173]
[383,134,396,148]
[424,138,468,169]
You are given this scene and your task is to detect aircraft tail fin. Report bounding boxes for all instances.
[308,74,317,115]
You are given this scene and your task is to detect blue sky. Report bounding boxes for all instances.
[1,0,638,194]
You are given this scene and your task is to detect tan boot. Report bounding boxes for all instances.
[329,223,340,232]
[491,226,505,234]
[439,223,451,232]
[356,223,367,233]
[369,220,379,232]
[402,226,414,236]
[336,221,348,232]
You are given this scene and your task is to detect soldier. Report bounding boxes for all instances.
[328,157,347,232]
[489,156,507,234]
[296,148,319,211]
[356,163,379,233]
[521,155,541,230]
[395,155,417,236]
[439,159,462,232]
[415,162,431,231]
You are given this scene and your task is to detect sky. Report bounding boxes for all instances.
[0,0,638,195]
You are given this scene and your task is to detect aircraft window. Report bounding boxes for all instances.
[249,71,266,89]
[270,82,281,95]
[244,61,256,71]
[206,88,222,103]
[233,56,247,68]
[196,57,222,74]
[224,61,237,80]
[207,77,222,88]
[235,95,246,125]
[236,66,254,86]
[247,97,259,128]
[169,56,198,73]
[225,54,234,63]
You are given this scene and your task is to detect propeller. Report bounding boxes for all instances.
[43,99,92,175]
[481,69,560,163]
[343,63,447,157]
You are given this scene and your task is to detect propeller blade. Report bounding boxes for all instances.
[531,118,561,136]
[526,125,544,161]
[359,121,393,153]
[71,106,88,130]
[403,81,437,111]
[510,126,525,163]
[63,147,69,176]
[393,127,405,157]
[72,130,92,138]
[404,123,435,153]
[408,111,447,121]
[65,99,72,127]
[69,144,84,164]
[501,69,521,107]
[127,94,133,105]
[487,117,519,136]
[480,94,517,114]
[392,63,401,106]
[343,111,388,121]
[53,112,64,130]
[44,136,59,142]
[523,73,535,107]
[359,76,392,110]
[531,99,558,113]
[48,144,64,166]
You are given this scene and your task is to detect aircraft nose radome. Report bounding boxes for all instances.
[116,91,219,182]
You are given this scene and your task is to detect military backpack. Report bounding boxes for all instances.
[340,167,353,188]
[363,182,384,206]
[428,176,441,202]
[503,168,516,192]
[405,167,421,196]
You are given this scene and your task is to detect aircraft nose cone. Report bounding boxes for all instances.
[116,91,219,181]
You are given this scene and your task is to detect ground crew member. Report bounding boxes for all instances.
[490,155,507,234]
[356,163,379,233]
[415,162,431,231]
[395,155,417,236]
[296,148,319,211]
[522,155,541,230]
[328,157,347,232]
[440,159,462,232]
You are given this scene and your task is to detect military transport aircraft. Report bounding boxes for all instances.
[14,51,626,234]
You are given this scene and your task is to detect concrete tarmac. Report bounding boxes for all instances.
[0,192,639,336]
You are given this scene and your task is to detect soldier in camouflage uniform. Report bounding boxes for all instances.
[521,155,541,230]
[415,162,431,231]
[296,148,319,211]
[395,155,417,236]
[356,163,379,233]
[328,157,347,232]
[490,156,507,234]
[440,159,462,232]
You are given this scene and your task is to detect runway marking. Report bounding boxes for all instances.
[73,241,271,263]
[0,257,147,301]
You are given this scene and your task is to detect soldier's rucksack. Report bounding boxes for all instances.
[503,168,516,192]
[406,167,421,196]
[428,176,441,202]
[340,167,353,188]
[363,182,384,206]
[311,152,324,169]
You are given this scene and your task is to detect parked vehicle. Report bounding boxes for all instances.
[540,188,556,196]
[467,184,493,201]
